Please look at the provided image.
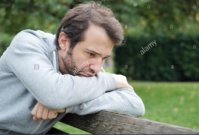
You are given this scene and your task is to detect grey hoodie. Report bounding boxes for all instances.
[0,30,145,134]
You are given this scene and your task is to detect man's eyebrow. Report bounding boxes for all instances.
[85,49,111,58]
[103,55,111,59]
[86,49,101,56]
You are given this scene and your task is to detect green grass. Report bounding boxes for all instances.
[54,122,90,134]
[54,81,199,133]
[132,81,199,130]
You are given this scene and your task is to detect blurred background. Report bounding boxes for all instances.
[0,0,198,133]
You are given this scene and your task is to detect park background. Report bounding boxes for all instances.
[0,0,198,134]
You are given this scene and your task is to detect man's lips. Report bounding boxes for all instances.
[78,71,94,77]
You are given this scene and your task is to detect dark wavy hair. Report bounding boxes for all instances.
[55,2,124,49]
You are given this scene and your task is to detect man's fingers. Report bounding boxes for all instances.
[48,111,58,119]
[36,103,43,120]
[42,108,49,120]
[31,102,65,120]
[56,109,65,113]
[31,103,38,116]
[32,103,39,121]
[112,74,132,89]
[33,116,37,121]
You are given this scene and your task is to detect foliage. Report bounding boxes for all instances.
[1,0,199,81]
[114,35,199,81]
[0,0,73,34]
[1,0,199,38]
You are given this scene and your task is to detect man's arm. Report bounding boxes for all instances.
[68,87,145,117]
[31,87,145,120]
[3,30,125,109]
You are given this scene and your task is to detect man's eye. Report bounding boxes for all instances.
[88,53,95,57]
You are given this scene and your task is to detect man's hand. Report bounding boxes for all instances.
[112,74,133,89]
[31,102,65,121]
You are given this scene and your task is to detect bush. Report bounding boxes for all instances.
[114,34,199,81]
[0,33,13,55]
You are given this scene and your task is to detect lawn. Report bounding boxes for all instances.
[132,81,199,130]
[54,81,199,133]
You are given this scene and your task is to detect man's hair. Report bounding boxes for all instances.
[55,2,124,49]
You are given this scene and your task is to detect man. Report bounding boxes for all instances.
[0,2,145,134]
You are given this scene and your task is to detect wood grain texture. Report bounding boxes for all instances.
[60,111,199,134]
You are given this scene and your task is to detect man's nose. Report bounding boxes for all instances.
[90,58,103,74]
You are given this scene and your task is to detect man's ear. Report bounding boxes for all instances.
[58,32,70,50]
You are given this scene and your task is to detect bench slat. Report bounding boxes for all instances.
[60,111,199,134]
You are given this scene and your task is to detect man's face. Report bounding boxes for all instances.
[58,24,114,77]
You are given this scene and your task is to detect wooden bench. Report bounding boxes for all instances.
[48,111,199,134]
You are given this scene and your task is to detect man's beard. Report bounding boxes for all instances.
[66,62,86,76]
[63,50,88,76]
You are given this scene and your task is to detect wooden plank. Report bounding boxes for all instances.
[60,111,199,134]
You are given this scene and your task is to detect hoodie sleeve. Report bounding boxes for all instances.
[68,87,145,117]
[4,30,118,109]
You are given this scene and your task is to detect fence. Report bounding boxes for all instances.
[47,111,199,134]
